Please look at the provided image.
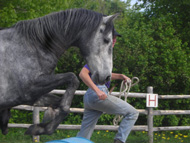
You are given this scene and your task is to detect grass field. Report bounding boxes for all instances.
[0,128,189,143]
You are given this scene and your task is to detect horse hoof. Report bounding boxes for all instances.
[2,128,8,135]
[25,124,44,135]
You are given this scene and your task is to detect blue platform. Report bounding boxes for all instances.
[46,137,94,143]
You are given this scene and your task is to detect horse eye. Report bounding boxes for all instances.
[100,29,103,33]
[104,38,110,44]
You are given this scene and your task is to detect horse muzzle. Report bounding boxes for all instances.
[91,71,111,85]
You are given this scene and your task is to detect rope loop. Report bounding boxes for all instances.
[112,77,139,125]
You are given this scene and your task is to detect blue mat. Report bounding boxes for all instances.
[46,137,94,143]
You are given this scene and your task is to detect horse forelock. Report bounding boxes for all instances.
[13,9,103,58]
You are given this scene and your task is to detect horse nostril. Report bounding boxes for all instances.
[105,76,111,82]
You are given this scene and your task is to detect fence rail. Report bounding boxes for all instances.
[10,87,190,143]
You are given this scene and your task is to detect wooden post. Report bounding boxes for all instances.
[147,86,154,143]
[32,107,40,142]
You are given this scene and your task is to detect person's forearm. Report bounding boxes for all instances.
[79,67,107,100]
[79,71,99,93]
[111,73,131,82]
[111,73,124,80]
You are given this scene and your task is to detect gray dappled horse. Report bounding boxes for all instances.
[0,8,118,135]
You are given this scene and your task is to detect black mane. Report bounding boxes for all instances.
[13,9,104,57]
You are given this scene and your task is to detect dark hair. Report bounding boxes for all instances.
[13,9,105,56]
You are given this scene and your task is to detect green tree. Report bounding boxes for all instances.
[137,0,190,48]
[0,0,129,27]
[113,9,190,126]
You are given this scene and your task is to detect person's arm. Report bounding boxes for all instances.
[79,67,107,100]
[111,73,131,82]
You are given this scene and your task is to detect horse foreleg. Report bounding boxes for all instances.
[33,94,61,123]
[0,108,11,135]
[33,93,61,108]
[25,72,79,135]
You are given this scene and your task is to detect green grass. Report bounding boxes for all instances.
[0,129,190,143]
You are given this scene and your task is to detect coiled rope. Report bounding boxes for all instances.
[110,77,139,125]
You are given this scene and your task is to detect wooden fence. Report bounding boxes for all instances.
[10,86,190,143]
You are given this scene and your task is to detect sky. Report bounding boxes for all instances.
[121,0,139,6]
[130,0,138,6]
[121,0,143,8]
[127,0,144,11]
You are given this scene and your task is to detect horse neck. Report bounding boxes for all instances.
[14,10,98,59]
[16,20,71,60]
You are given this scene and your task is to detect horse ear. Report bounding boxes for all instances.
[103,13,120,24]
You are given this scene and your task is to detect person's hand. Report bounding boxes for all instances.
[96,89,107,100]
[121,74,131,83]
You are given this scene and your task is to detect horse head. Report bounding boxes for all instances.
[78,14,119,85]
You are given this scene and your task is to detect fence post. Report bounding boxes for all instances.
[147,86,154,143]
[33,107,40,142]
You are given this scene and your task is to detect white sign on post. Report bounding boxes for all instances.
[146,94,158,107]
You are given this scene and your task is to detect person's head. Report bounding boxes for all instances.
[112,30,121,47]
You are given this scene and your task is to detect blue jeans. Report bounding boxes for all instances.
[77,85,139,142]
